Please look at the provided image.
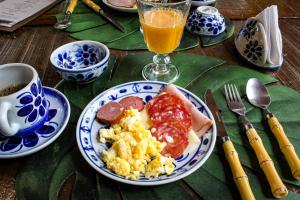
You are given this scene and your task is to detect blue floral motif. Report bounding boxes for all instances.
[187,13,203,32]
[0,106,57,152]
[240,20,257,40]
[56,51,75,69]
[16,80,47,123]
[75,44,99,67]
[56,44,100,69]
[205,16,225,35]
[187,11,225,35]
[244,40,263,62]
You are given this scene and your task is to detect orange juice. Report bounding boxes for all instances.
[140,9,185,54]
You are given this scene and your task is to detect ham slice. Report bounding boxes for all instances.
[107,0,136,8]
[163,84,213,137]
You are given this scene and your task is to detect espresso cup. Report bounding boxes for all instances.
[0,63,49,137]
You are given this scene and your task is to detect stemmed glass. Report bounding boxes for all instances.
[137,0,191,83]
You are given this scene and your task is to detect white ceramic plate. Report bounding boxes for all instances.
[76,81,216,186]
[102,0,137,13]
[0,87,70,159]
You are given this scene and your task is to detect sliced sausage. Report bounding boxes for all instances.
[163,84,213,135]
[119,96,144,111]
[96,102,124,124]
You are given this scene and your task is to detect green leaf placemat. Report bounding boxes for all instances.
[56,0,230,50]
[16,54,300,199]
[111,52,225,86]
[187,65,300,186]
[200,18,235,47]
[56,13,107,33]
[185,152,300,200]
[70,18,140,43]
[107,31,200,51]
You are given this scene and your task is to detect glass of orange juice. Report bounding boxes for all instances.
[137,0,191,83]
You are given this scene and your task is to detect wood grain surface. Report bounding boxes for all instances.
[0,0,299,199]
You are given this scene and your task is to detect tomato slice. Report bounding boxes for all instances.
[147,92,192,158]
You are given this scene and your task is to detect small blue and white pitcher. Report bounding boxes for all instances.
[0,63,49,137]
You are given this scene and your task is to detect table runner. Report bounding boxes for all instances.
[56,0,234,49]
[16,53,300,199]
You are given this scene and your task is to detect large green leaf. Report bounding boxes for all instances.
[56,13,107,33]
[200,18,235,47]
[70,18,139,43]
[107,30,199,51]
[16,130,75,200]
[118,181,195,200]
[187,65,300,186]
[111,52,225,87]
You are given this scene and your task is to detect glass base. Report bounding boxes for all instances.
[142,62,179,83]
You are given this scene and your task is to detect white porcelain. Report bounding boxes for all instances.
[235,18,268,67]
[192,0,216,7]
[102,0,137,13]
[50,40,110,84]
[0,87,70,158]
[76,81,217,186]
[186,6,225,36]
[0,63,49,137]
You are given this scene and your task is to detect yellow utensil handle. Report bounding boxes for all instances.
[246,128,288,198]
[66,0,78,13]
[82,0,101,13]
[223,140,256,200]
[268,116,300,179]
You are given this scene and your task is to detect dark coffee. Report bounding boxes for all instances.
[0,84,27,97]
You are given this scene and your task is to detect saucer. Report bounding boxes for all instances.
[0,87,70,159]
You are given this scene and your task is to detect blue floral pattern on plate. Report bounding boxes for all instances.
[76,81,216,186]
[16,79,47,123]
[0,87,70,159]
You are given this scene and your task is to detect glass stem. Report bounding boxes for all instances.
[153,54,170,74]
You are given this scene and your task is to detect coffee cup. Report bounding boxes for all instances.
[0,63,49,137]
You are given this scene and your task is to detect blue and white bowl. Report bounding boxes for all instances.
[186,6,225,36]
[50,40,110,84]
[76,81,216,186]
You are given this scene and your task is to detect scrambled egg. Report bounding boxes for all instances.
[99,108,174,179]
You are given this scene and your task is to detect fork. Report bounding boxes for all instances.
[224,84,288,199]
[54,0,78,30]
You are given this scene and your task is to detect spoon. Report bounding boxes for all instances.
[54,0,78,30]
[246,78,300,180]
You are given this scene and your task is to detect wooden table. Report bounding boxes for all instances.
[0,0,299,199]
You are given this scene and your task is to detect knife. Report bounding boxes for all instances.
[82,0,125,32]
[205,90,255,200]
